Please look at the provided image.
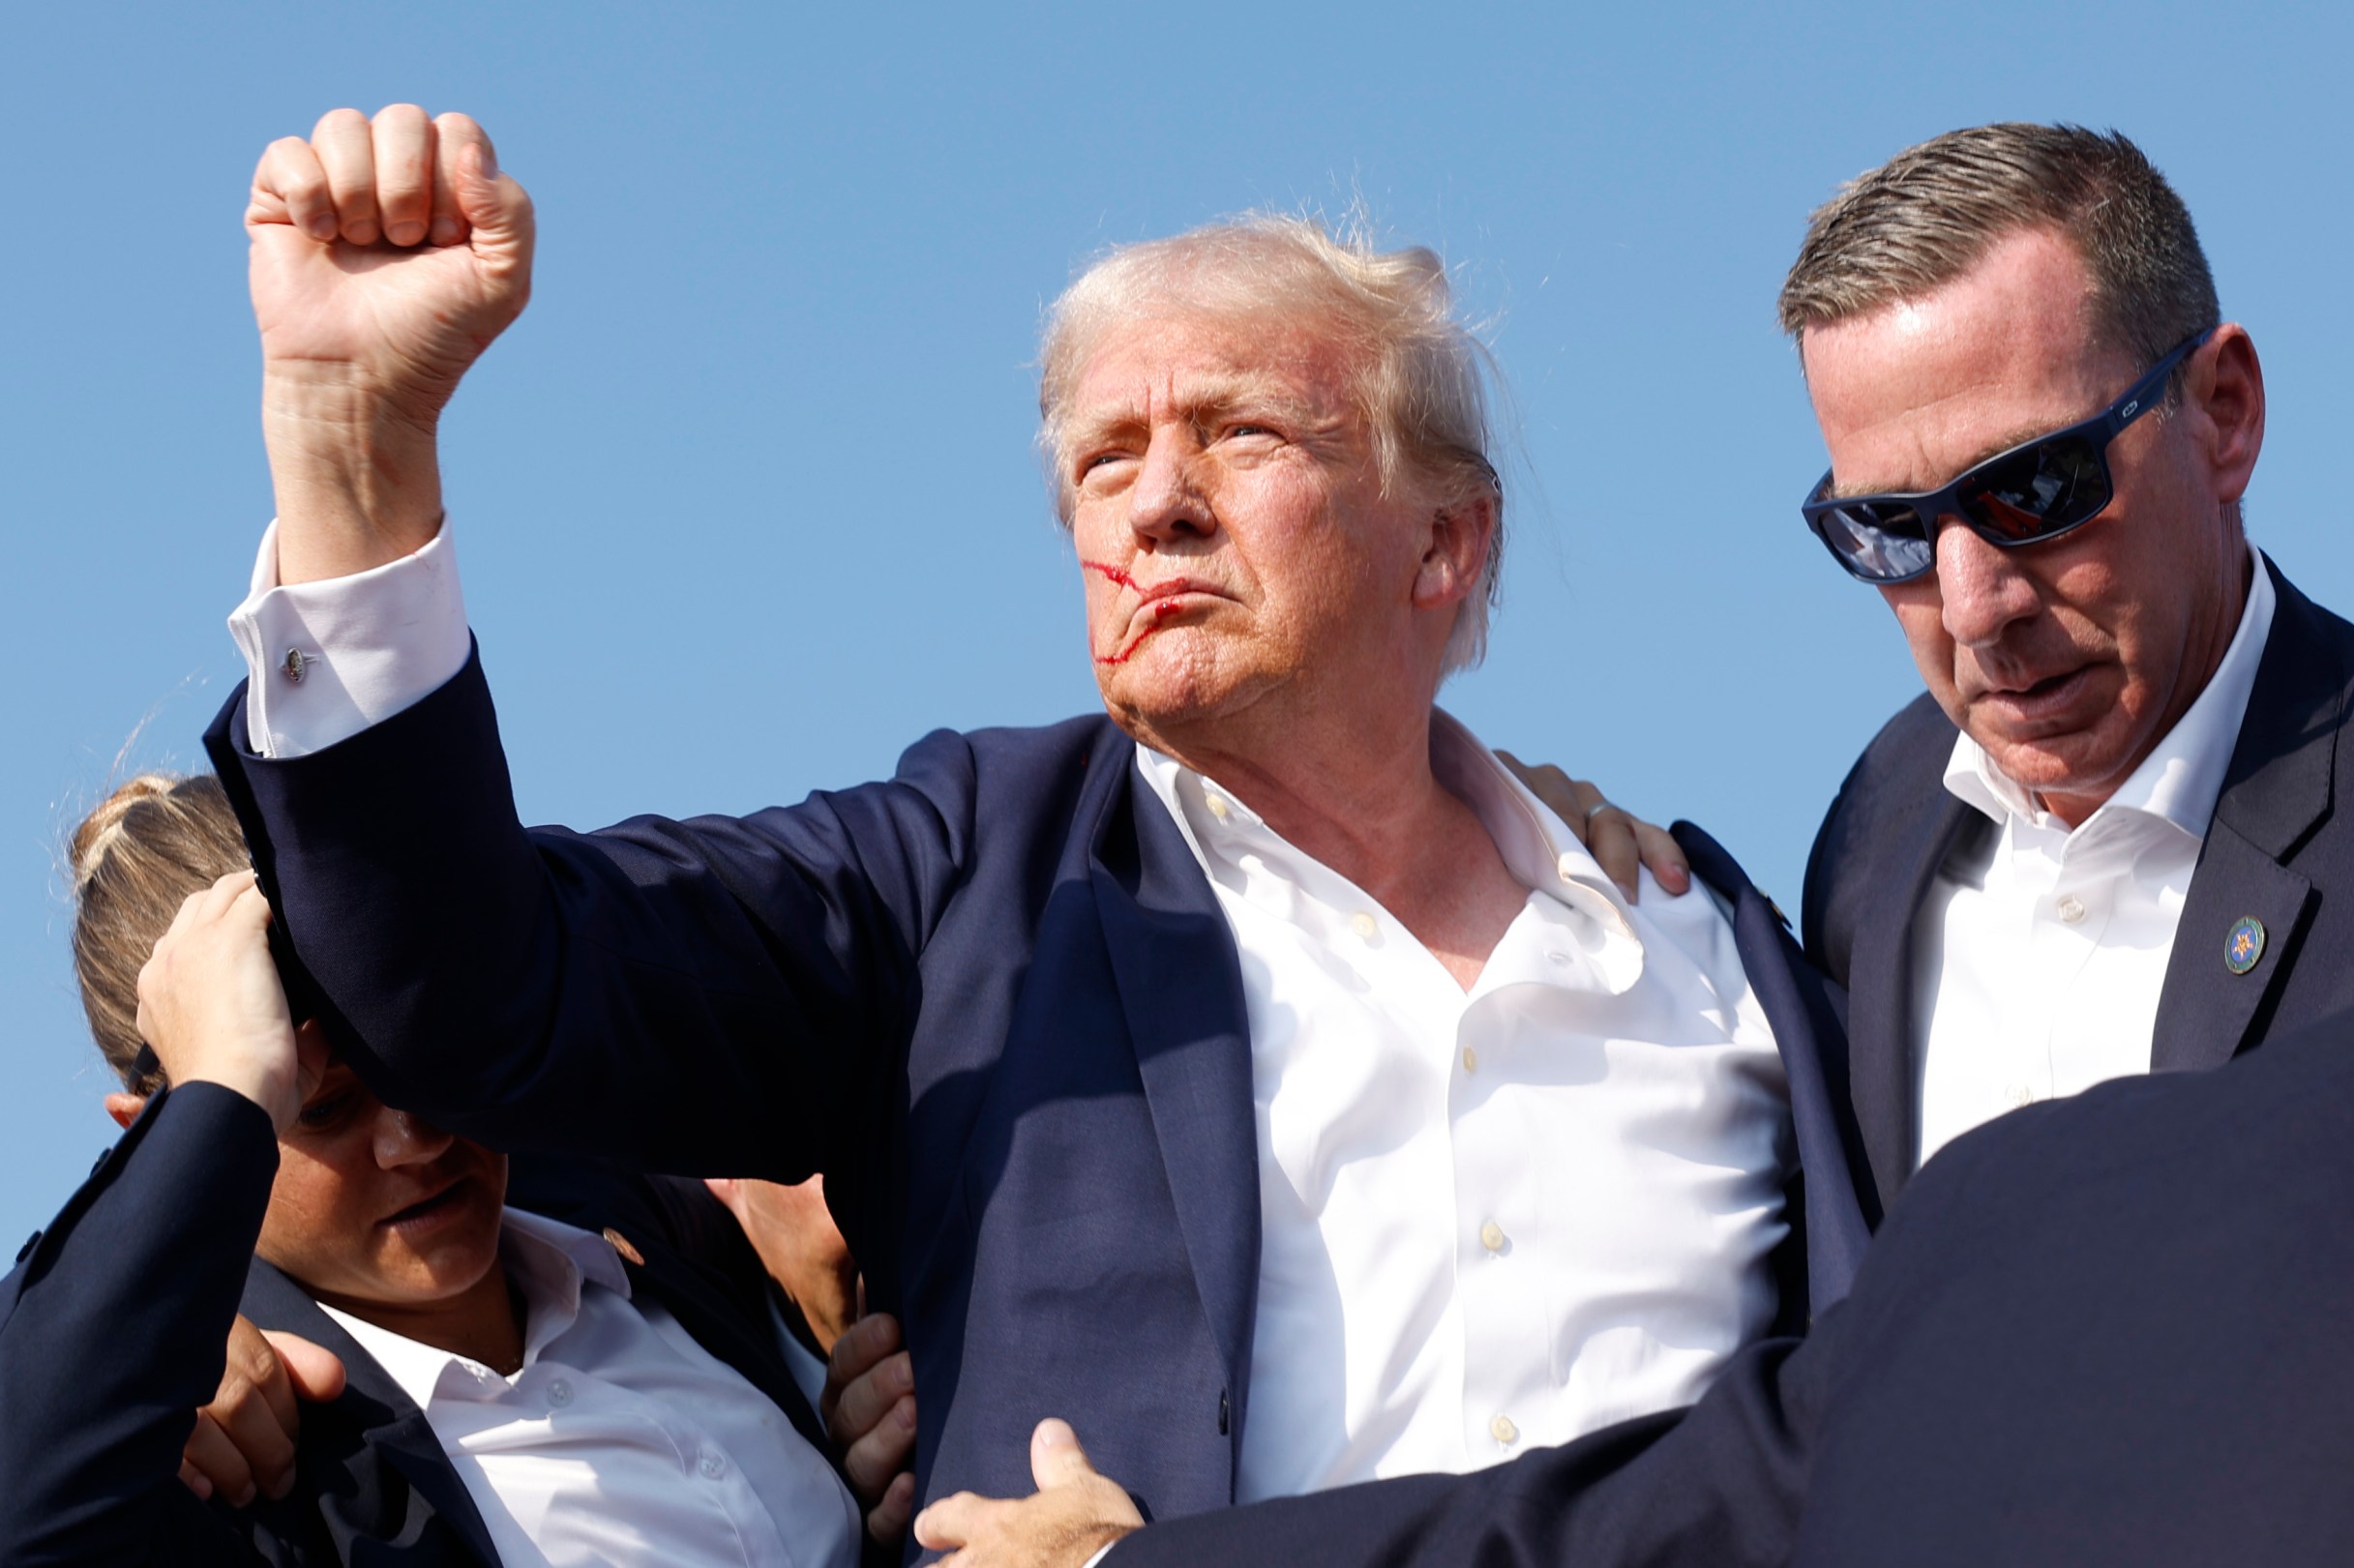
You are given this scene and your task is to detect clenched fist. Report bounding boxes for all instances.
[249,105,534,583]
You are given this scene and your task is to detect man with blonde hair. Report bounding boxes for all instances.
[203,104,1859,1554]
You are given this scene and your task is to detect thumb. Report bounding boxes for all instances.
[454,141,535,276]
[262,1331,348,1404]
[1029,1418,1099,1491]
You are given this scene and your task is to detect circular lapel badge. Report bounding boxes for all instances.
[2224,916,2267,975]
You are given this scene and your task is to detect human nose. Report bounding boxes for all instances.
[1933,516,2044,648]
[1126,429,1215,544]
[372,1106,457,1169]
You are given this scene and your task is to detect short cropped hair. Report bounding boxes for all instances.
[69,774,249,1094]
[1779,124,2220,372]
[1038,214,1505,675]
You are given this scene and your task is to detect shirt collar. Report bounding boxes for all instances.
[1943,545,2277,843]
[1131,709,1644,991]
[316,1208,632,1411]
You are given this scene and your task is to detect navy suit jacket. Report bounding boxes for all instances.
[1803,555,2354,1214]
[1105,1003,2354,1567]
[203,653,1865,1537]
[0,1085,834,1567]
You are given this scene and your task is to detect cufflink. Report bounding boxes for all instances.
[281,647,313,684]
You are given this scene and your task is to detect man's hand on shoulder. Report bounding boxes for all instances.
[249,105,534,582]
[913,1419,1143,1568]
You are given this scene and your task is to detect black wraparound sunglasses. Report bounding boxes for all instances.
[1800,326,2217,584]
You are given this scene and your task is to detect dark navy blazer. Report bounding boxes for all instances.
[1803,556,2354,1215]
[1102,1003,2354,1568]
[203,653,1865,1538]
[0,1085,834,1567]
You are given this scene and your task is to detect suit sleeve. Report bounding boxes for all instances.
[0,1085,280,1567]
[204,645,979,1186]
[1107,1327,1835,1568]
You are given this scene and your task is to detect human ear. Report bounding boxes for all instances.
[2192,325,2265,509]
[1411,488,1497,611]
[104,1092,148,1130]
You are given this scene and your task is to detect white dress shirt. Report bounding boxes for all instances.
[231,518,1793,1506]
[1912,548,2275,1167]
[321,1209,861,1568]
[1138,723,1790,1500]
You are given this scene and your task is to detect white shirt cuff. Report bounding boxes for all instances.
[1082,1546,1119,1568]
[226,518,471,758]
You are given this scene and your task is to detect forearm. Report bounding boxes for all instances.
[260,368,445,583]
[0,1087,278,1564]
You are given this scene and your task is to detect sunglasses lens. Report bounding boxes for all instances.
[1816,500,1935,582]
[1961,436,2112,542]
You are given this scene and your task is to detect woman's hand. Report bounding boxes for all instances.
[134,872,318,1133]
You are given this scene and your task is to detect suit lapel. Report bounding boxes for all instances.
[2153,561,2341,1072]
[1087,757,1261,1423]
[241,1261,503,1563]
[1852,794,1979,1210]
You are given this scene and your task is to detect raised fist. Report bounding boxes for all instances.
[248,105,533,432]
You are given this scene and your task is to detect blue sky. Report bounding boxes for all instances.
[4,1,2347,1247]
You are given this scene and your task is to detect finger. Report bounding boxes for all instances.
[370,104,433,247]
[829,1348,914,1450]
[452,137,535,282]
[216,1377,300,1500]
[178,1456,215,1501]
[223,1316,297,1433]
[250,136,337,242]
[182,1413,258,1508]
[310,107,380,246]
[913,1492,1001,1552]
[843,1393,917,1501]
[1586,810,1645,901]
[429,113,487,247]
[227,881,276,935]
[1029,1417,1101,1490]
[825,1313,902,1404]
[867,1470,916,1545]
[200,868,260,922]
[261,1329,346,1404]
[1633,819,1691,896]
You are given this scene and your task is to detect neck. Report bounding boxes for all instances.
[1130,679,1526,986]
[321,1265,526,1375]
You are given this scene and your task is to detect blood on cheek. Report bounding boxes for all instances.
[1082,560,1185,666]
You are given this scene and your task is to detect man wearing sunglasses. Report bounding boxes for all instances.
[1784,121,2354,1227]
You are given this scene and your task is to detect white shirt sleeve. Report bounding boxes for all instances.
[225,518,472,758]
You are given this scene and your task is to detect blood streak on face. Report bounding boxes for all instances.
[1082,559,1184,665]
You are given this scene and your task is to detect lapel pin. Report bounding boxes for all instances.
[601,1227,645,1266]
[2224,915,2266,975]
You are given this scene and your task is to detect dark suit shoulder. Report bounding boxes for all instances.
[1802,693,1953,982]
[1797,1013,2354,1564]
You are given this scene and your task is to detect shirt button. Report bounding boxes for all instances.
[2057,895,2087,925]
[698,1450,728,1480]
[1490,1414,1520,1445]
[1206,794,1231,822]
[1479,1220,1507,1253]
[2007,1083,2037,1109]
[1461,1046,1478,1074]
[546,1378,573,1407]
[1350,912,1379,941]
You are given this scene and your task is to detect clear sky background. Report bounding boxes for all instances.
[4,1,2348,1250]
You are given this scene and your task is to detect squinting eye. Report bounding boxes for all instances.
[298,1091,359,1131]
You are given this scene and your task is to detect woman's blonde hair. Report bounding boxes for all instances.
[68,774,249,1094]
